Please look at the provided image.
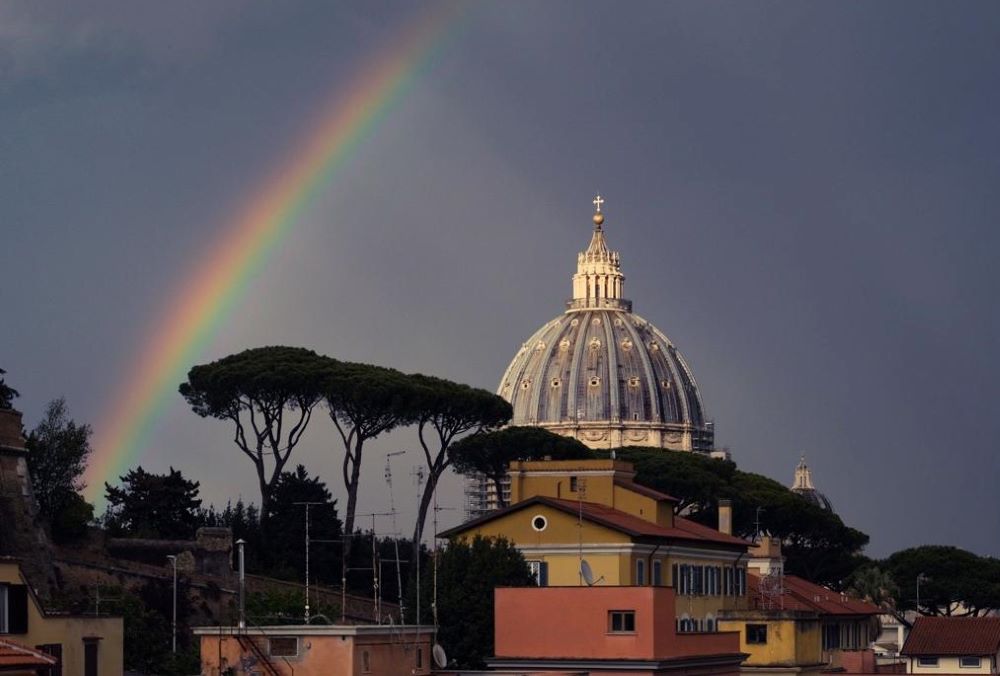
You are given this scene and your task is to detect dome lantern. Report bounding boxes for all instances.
[570,196,629,312]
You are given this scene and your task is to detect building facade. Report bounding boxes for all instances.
[901,617,1000,675]
[443,459,751,630]
[490,586,747,675]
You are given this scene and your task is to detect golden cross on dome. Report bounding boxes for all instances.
[593,194,604,213]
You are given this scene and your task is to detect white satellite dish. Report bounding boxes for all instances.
[432,643,448,668]
[581,559,595,586]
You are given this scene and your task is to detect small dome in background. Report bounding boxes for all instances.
[790,455,833,511]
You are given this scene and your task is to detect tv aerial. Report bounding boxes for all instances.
[580,559,604,586]
[432,643,448,669]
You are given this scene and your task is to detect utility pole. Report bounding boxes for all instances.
[236,539,246,630]
[166,555,178,653]
[385,451,406,622]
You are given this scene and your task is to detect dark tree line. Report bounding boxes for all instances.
[178,346,513,560]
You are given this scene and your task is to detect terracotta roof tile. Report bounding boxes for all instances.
[440,496,749,549]
[613,478,678,502]
[747,573,881,616]
[0,640,58,668]
[901,617,1000,656]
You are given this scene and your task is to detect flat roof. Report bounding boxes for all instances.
[192,624,435,637]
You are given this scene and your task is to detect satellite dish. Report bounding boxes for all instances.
[581,559,595,586]
[432,643,448,668]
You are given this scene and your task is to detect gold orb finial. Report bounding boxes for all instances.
[593,212,604,226]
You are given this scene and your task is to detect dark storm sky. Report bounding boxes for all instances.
[2,1,998,557]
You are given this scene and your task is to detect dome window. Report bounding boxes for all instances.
[570,318,579,326]
[621,339,633,351]
[535,341,546,351]
[589,338,602,350]
[531,515,548,532]
[551,378,561,388]
[661,380,672,389]
[559,339,571,351]
[650,342,660,352]
[521,380,532,390]
[592,317,602,326]
[614,317,624,327]
[589,377,601,387]
[628,376,640,388]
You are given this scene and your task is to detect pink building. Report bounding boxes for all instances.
[490,586,747,675]
[193,624,434,676]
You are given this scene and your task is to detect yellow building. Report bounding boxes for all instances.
[901,617,1000,675]
[0,559,123,676]
[440,459,750,630]
[717,538,879,675]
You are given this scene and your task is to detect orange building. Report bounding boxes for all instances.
[490,585,747,675]
[194,624,435,676]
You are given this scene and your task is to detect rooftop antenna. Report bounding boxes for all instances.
[579,559,604,586]
[754,507,766,543]
[294,501,326,623]
[433,643,448,669]
[411,465,425,624]
[385,451,406,622]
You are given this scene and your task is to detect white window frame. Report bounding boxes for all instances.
[635,559,646,586]
[959,657,981,669]
[917,657,939,667]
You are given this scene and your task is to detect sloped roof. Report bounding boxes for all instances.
[0,640,57,669]
[901,617,1000,656]
[613,478,678,503]
[747,573,880,617]
[440,495,748,549]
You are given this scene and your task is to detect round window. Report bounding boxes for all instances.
[531,515,548,532]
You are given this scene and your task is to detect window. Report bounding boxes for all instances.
[823,623,841,650]
[531,515,547,532]
[724,567,734,595]
[917,657,939,667]
[268,637,298,657]
[83,639,99,676]
[705,617,715,632]
[609,611,636,633]
[570,476,578,492]
[0,584,27,634]
[652,560,662,586]
[362,650,371,673]
[679,617,694,633]
[416,647,423,668]
[635,559,645,586]
[960,657,981,668]
[746,624,768,644]
[527,560,548,586]
[36,644,62,676]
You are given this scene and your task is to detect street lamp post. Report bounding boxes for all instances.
[236,539,246,631]
[166,555,178,654]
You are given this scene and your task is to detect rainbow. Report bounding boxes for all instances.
[84,5,464,502]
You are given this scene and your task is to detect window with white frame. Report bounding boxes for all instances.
[960,657,981,669]
[635,559,646,586]
[917,657,938,667]
[608,610,636,633]
[652,560,662,586]
[527,560,549,586]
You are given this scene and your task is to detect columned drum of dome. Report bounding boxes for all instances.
[497,198,714,453]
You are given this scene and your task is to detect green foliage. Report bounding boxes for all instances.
[848,565,899,611]
[179,346,328,513]
[408,373,512,561]
[25,397,95,542]
[884,546,1000,616]
[243,588,340,625]
[450,426,595,507]
[261,465,341,584]
[616,447,869,588]
[414,536,535,669]
[0,368,18,409]
[322,360,420,536]
[104,466,203,539]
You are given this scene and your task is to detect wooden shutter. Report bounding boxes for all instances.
[8,585,28,634]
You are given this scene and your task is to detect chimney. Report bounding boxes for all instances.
[718,499,732,535]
